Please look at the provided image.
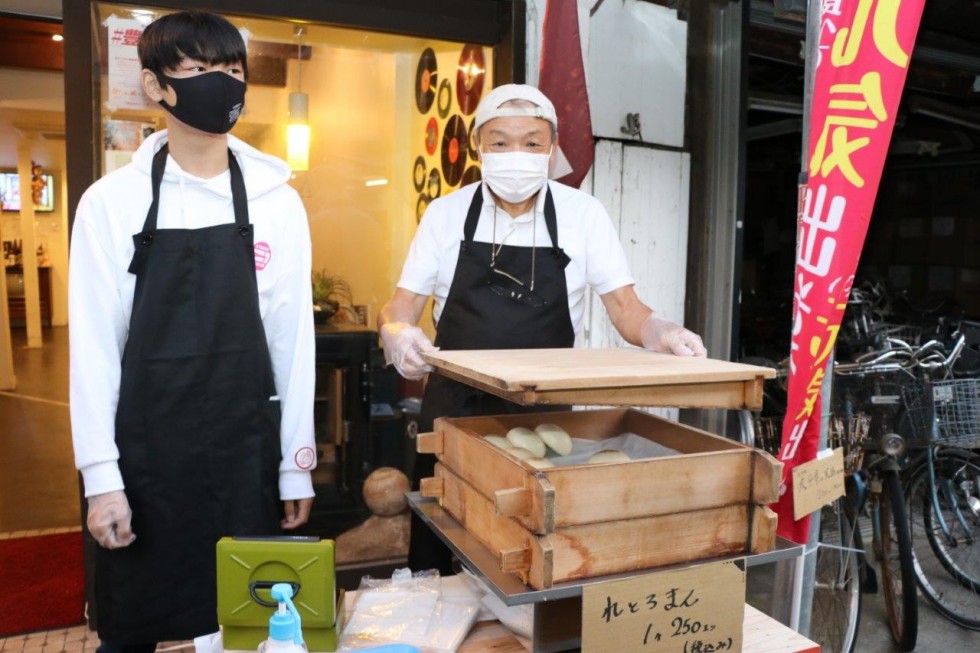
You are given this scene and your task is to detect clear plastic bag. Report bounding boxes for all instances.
[339,569,479,653]
[341,568,440,649]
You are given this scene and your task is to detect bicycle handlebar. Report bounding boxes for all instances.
[834,333,966,378]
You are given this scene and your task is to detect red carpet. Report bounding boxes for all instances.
[0,531,85,636]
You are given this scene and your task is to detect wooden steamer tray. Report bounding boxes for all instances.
[421,347,775,408]
[425,462,777,589]
[416,349,781,589]
[418,408,781,534]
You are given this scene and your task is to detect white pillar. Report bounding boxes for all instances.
[17,142,43,348]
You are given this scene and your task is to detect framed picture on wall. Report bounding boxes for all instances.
[0,172,55,212]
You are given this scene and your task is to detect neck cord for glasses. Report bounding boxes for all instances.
[490,203,536,291]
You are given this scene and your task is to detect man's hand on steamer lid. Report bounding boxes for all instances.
[87,490,137,549]
[379,322,439,380]
[640,314,708,357]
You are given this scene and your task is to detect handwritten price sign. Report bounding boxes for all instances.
[582,560,745,652]
[792,448,846,520]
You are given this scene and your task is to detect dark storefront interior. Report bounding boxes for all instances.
[741,1,980,365]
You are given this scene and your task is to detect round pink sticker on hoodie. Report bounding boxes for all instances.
[254,242,271,270]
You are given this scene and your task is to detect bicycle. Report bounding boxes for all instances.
[741,335,924,652]
[749,412,870,653]
[896,332,980,631]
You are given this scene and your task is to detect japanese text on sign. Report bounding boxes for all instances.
[582,560,745,653]
[793,448,846,520]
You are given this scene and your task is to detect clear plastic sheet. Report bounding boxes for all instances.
[339,569,479,653]
[545,432,679,466]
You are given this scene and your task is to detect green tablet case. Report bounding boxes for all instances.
[216,537,341,651]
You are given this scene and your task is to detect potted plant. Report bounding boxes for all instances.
[311,269,354,324]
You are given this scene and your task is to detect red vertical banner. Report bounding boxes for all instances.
[775,0,926,543]
[538,0,594,189]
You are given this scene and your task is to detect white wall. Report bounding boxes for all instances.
[526,0,691,349]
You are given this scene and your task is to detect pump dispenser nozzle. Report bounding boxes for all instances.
[269,583,304,647]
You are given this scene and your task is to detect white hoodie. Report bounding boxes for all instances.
[69,130,315,501]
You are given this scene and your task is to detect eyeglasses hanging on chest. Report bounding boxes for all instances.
[486,205,547,308]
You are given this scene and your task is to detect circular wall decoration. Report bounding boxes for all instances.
[414,48,437,113]
[427,168,442,199]
[424,117,439,156]
[412,155,426,192]
[461,165,482,187]
[456,44,486,116]
[437,78,452,119]
[441,115,467,187]
[467,116,479,159]
[416,193,430,224]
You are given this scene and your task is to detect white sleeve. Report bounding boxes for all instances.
[585,199,635,295]
[69,191,128,497]
[264,192,316,500]
[396,203,442,296]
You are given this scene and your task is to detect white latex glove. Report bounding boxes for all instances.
[380,322,439,380]
[640,314,707,357]
[87,490,136,549]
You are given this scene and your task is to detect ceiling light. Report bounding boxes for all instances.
[51,34,63,42]
[287,27,310,172]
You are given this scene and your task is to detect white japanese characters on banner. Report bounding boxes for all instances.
[105,15,156,111]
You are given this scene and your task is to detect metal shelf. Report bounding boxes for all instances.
[408,492,804,607]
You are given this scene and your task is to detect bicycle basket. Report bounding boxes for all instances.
[872,322,922,347]
[752,414,869,475]
[900,378,980,448]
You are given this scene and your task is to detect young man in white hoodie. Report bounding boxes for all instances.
[68,11,315,650]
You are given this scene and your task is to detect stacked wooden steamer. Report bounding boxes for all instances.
[418,407,782,590]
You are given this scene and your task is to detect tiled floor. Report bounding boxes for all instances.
[0,622,193,653]
[0,622,99,653]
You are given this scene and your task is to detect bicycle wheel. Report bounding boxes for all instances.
[808,501,862,653]
[877,469,918,650]
[906,449,980,629]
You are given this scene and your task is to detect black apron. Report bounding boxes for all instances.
[409,184,575,573]
[96,145,281,643]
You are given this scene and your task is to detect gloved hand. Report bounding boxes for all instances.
[640,314,707,357]
[87,490,136,549]
[380,322,439,380]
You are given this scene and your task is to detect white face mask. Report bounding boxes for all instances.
[480,149,551,203]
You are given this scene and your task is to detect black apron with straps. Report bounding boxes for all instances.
[409,184,575,573]
[96,144,282,643]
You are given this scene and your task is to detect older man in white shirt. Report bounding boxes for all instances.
[377,84,706,573]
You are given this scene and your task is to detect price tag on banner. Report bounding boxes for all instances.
[792,448,845,520]
[581,559,745,653]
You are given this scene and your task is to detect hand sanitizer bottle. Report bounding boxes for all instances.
[258,583,307,653]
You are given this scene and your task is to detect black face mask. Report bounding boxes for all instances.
[159,71,246,135]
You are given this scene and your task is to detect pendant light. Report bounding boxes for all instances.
[287,27,310,171]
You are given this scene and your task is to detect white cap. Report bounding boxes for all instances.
[473,84,558,132]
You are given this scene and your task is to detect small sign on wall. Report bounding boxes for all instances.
[792,448,845,521]
[581,559,745,653]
